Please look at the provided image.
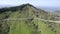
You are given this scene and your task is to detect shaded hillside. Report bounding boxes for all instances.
[0,4,38,13]
[0,3,48,19]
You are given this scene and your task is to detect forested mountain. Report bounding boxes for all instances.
[0,4,60,34]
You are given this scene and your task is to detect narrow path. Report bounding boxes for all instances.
[0,18,60,23]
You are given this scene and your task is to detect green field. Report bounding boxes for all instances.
[5,19,60,34]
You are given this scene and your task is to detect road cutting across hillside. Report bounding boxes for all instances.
[0,18,60,23]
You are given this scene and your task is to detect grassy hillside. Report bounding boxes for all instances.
[0,4,60,34]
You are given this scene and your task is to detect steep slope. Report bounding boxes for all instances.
[0,3,60,34]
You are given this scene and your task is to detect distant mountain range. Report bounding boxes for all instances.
[0,5,15,8]
[37,6,60,12]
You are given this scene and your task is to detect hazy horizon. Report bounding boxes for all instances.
[0,0,60,7]
[0,0,60,11]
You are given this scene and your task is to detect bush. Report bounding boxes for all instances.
[0,21,10,34]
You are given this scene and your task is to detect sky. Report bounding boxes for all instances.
[0,0,60,7]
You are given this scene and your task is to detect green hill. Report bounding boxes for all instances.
[0,3,60,34]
